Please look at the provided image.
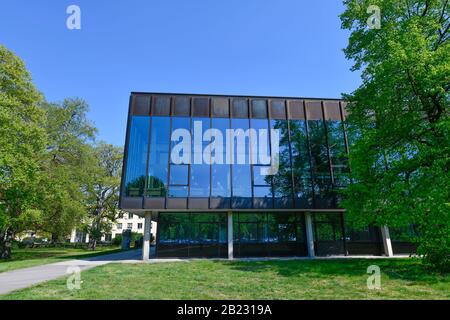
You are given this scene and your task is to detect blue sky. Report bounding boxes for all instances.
[0,0,360,146]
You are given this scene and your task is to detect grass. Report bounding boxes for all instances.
[1,258,448,300]
[0,246,121,273]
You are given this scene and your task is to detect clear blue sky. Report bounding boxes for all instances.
[0,0,360,146]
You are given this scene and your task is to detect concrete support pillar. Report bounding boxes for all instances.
[227,211,233,260]
[142,212,152,261]
[305,212,315,258]
[381,225,394,257]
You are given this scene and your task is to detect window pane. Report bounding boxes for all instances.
[190,118,210,197]
[211,118,231,197]
[168,186,188,198]
[326,120,350,189]
[253,186,272,198]
[271,120,293,198]
[250,119,270,165]
[124,116,149,197]
[231,119,251,197]
[306,105,333,207]
[253,166,270,186]
[169,165,188,185]
[289,120,313,206]
[147,117,170,197]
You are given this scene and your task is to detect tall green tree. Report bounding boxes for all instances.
[340,0,449,270]
[0,45,47,259]
[39,98,97,242]
[84,143,122,250]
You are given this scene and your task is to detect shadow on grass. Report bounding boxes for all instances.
[212,258,447,284]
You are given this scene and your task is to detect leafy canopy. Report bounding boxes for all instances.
[340,0,449,270]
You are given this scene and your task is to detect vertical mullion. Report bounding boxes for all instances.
[267,100,275,208]
[187,97,192,200]
[303,101,316,208]
[286,112,296,207]
[229,99,233,204]
[249,99,254,208]
[321,102,335,185]
[166,115,173,202]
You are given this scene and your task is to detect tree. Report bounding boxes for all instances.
[38,98,97,242]
[84,143,122,250]
[340,0,449,270]
[0,45,47,259]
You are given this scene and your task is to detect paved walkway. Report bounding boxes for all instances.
[0,249,148,295]
[0,249,411,295]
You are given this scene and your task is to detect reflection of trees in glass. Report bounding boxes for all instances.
[125,175,146,197]
[146,175,167,197]
[314,214,343,241]
[326,121,350,188]
[159,213,226,244]
[307,120,333,202]
[271,120,292,198]
[267,214,298,242]
[234,213,305,243]
[288,120,313,204]
[159,214,190,244]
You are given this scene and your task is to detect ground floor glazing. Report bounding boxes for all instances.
[154,212,415,258]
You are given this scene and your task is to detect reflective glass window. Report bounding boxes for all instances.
[168,186,189,198]
[289,120,313,207]
[253,186,272,198]
[168,117,190,197]
[271,119,293,199]
[124,116,150,197]
[231,118,252,197]
[147,117,170,197]
[253,166,271,186]
[211,118,231,197]
[169,165,188,185]
[190,118,211,197]
[306,103,333,206]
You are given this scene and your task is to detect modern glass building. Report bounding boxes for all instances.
[120,92,412,259]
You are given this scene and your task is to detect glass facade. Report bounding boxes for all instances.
[122,94,351,210]
[157,213,227,258]
[233,212,307,257]
[147,117,170,197]
[123,116,150,197]
[122,94,413,258]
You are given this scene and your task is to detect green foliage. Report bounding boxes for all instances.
[83,143,123,249]
[38,99,97,241]
[0,45,47,258]
[340,0,449,271]
[0,45,123,258]
[112,231,144,246]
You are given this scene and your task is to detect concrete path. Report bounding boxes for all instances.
[0,249,147,295]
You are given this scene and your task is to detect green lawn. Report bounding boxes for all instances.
[0,246,121,273]
[1,258,448,300]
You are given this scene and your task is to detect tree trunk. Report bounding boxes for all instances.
[51,233,58,244]
[89,238,97,251]
[0,228,14,259]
